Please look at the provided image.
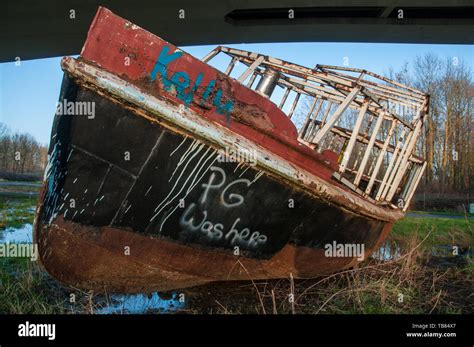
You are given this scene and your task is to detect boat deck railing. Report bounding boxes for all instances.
[202,46,430,211]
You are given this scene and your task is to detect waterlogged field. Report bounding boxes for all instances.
[0,196,472,314]
[393,212,473,246]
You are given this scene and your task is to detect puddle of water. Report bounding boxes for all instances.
[430,245,472,269]
[371,241,402,261]
[432,244,456,257]
[96,292,185,314]
[0,222,186,314]
[431,244,472,257]
[0,223,33,243]
[372,240,472,263]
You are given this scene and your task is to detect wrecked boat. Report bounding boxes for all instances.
[34,7,430,292]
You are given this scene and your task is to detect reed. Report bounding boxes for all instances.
[180,229,472,314]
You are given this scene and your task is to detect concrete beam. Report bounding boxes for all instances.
[1,0,473,62]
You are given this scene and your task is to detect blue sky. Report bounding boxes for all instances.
[0,42,472,145]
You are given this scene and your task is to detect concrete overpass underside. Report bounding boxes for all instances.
[1,1,473,62]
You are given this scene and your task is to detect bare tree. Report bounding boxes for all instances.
[0,122,48,176]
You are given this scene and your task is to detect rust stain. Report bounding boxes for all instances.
[36,216,390,293]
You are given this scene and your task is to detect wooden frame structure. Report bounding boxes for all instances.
[203,46,429,211]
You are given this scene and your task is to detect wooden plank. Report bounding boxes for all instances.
[365,119,397,194]
[332,172,377,204]
[375,127,407,201]
[354,110,384,186]
[201,47,220,63]
[306,120,423,164]
[224,57,238,75]
[313,87,360,145]
[237,55,264,83]
[246,71,258,88]
[305,98,324,141]
[402,162,427,212]
[288,93,301,119]
[380,128,414,200]
[339,101,368,173]
[298,97,319,138]
[386,119,422,201]
[279,88,290,109]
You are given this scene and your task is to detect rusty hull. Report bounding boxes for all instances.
[36,216,393,293]
[34,68,397,292]
[34,7,403,293]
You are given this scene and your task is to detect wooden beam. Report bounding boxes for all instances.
[237,56,264,83]
[375,127,407,201]
[305,98,325,141]
[333,172,377,204]
[339,101,368,173]
[202,47,220,63]
[224,57,238,75]
[354,110,384,186]
[306,120,423,164]
[246,71,258,88]
[365,119,397,195]
[380,128,414,200]
[318,101,334,130]
[312,88,360,145]
[298,97,319,138]
[386,119,423,201]
[288,93,301,119]
[279,88,291,109]
[402,162,427,212]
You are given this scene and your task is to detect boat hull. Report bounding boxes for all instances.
[35,76,394,292]
[37,217,392,293]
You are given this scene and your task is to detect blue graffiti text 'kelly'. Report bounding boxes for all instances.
[150,46,233,118]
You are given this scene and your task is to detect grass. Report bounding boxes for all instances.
[409,210,474,217]
[0,197,472,314]
[0,185,39,193]
[392,215,473,248]
[0,196,70,313]
[183,234,473,314]
[0,257,68,314]
[0,196,37,229]
[180,218,473,314]
[0,182,40,200]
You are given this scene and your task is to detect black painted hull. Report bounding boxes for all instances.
[35,75,395,292]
